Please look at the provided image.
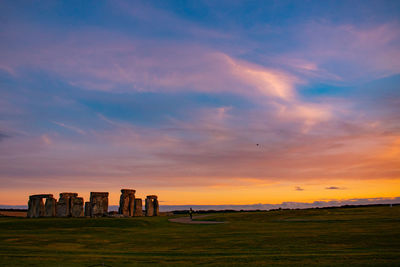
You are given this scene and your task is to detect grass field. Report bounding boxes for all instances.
[0,206,399,266]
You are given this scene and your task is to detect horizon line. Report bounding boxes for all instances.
[2,196,399,212]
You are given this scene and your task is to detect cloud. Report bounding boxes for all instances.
[0,2,399,205]
[3,35,299,99]
[0,64,16,76]
[290,22,400,81]
[1,101,398,186]
[41,134,52,145]
[0,27,334,131]
[0,132,10,142]
[295,186,304,191]
[325,186,346,190]
[52,121,86,135]
[114,0,232,41]
[221,54,299,100]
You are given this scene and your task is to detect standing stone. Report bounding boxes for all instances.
[44,197,57,217]
[119,194,130,216]
[118,189,135,217]
[71,197,84,217]
[153,198,159,216]
[145,198,153,216]
[90,192,109,217]
[56,197,69,217]
[27,194,53,218]
[145,195,159,217]
[27,198,33,218]
[129,194,135,216]
[84,201,91,217]
[145,196,154,216]
[31,198,44,218]
[56,192,78,217]
[134,198,143,216]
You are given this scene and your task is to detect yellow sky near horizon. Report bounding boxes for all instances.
[2,177,399,206]
[1,0,400,212]
[1,134,399,206]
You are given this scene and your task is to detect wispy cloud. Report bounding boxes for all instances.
[0,132,10,142]
[291,22,400,81]
[0,27,335,131]
[325,186,346,190]
[52,121,86,135]
[0,1,399,205]
[114,0,232,41]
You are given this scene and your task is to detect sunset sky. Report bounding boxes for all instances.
[1,0,400,206]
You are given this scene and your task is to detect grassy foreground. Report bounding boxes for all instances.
[0,206,399,266]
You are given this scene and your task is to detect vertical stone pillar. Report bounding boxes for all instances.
[56,197,68,217]
[27,194,53,218]
[134,198,143,216]
[71,197,84,217]
[129,194,135,216]
[145,195,159,216]
[118,189,135,217]
[56,193,78,217]
[44,197,57,217]
[84,201,91,217]
[90,192,109,217]
[153,198,159,216]
[28,197,44,218]
[145,198,153,216]
[27,198,33,218]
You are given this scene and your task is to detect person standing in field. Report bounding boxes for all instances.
[189,208,193,220]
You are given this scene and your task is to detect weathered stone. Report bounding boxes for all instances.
[145,197,154,217]
[56,197,69,217]
[121,189,136,194]
[90,192,109,217]
[27,194,55,218]
[145,195,159,216]
[118,189,135,217]
[60,192,78,198]
[56,192,79,217]
[26,191,157,219]
[30,194,53,199]
[71,197,84,217]
[134,198,143,216]
[27,197,45,218]
[84,201,91,217]
[44,197,57,217]
[153,198,159,216]
[129,195,135,216]
[119,193,131,216]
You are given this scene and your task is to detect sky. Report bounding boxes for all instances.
[0,0,400,207]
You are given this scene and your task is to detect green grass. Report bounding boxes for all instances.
[1,206,399,266]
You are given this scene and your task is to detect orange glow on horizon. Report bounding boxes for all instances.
[2,178,399,206]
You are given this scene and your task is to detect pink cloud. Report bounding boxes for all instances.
[52,121,86,135]
[1,20,399,204]
[3,106,394,181]
[1,26,336,129]
[0,102,399,206]
[291,22,400,81]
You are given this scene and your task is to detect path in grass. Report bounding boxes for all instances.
[169,215,225,224]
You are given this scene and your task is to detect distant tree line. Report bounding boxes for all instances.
[172,203,399,214]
